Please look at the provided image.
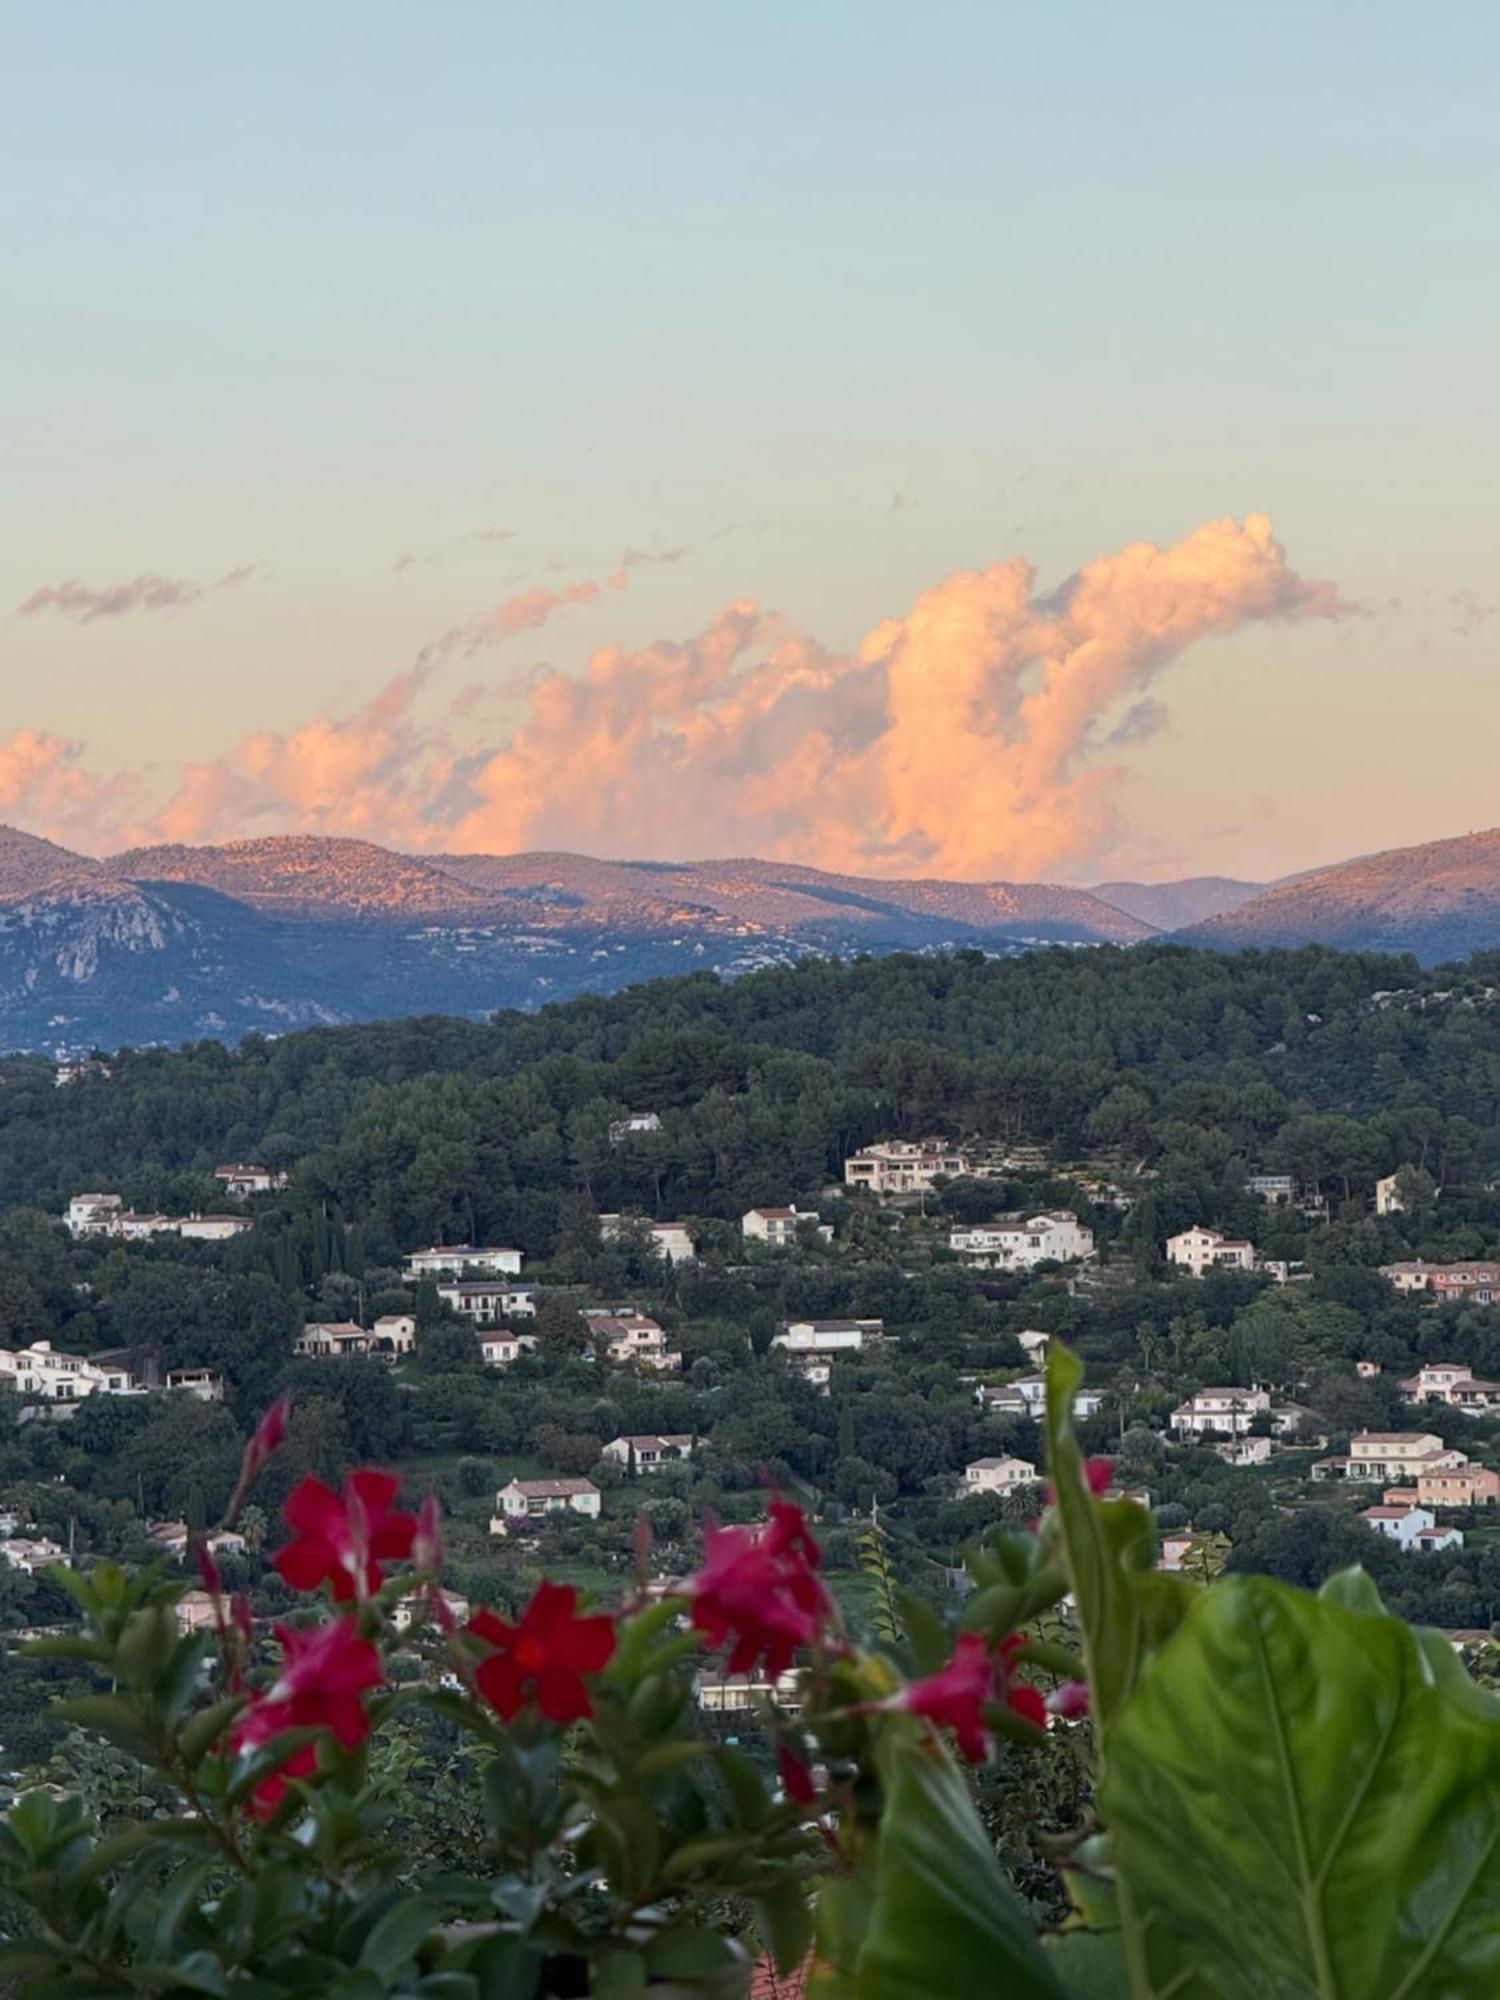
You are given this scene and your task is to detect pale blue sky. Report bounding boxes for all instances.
[2,1,1496,880]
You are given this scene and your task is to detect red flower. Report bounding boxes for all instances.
[195,1542,223,1598]
[273,1471,417,1602]
[1043,1455,1114,1510]
[230,1617,383,1814]
[778,1742,819,1809]
[469,1582,616,1723]
[241,1395,291,1488]
[903,1633,1047,1762]
[688,1502,831,1677]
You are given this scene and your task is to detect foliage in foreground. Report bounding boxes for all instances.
[4,1354,1500,1997]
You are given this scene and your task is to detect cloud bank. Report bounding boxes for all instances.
[2,515,1344,877]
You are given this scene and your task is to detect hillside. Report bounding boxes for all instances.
[0,826,95,896]
[106,837,500,921]
[1179,829,1500,962]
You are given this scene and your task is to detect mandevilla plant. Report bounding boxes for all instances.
[5,1351,1500,2000]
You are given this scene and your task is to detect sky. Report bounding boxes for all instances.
[2,1,1497,886]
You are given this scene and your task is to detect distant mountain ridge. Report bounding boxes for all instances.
[0,828,1180,1053]
[1179,829,1500,962]
[12,820,1497,1053]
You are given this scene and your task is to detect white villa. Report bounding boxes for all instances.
[435,1280,539,1324]
[403,1245,524,1279]
[0,1342,144,1402]
[949,1213,1095,1271]
[165,1367,226,1401]
[599,1215,697,1264]
[1360,1503,1463,1553]
[478,1331,537,1367]
[608,1112,662,1143]
[588,1312,681,1371]
[214,1164,288,1196]
[602,1433,696,1472]
[65,1193,123,1237]
[1166,1227,1258,1277]
[843,1139,971,1195]
[177,1214,253,1242]
[1170,1387,1272,1437]
[961,1455,1038,1497]
[491,1478,601,1531]
[1314,1432,1468,1483]
[292,1321,410,1361]
[742,1207,812,1247]
[1399,1362,1500,1411]
[372,1314,419,1354]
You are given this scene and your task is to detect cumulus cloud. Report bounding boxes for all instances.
[130,569,631,846]
[17,564,265,623]
[0,730,145,851]
[3,515,1344,879]
[147,663,448,848]
[443,512,1344,876]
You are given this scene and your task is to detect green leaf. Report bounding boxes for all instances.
[169,1950,231,1995]
[358,1895,439,1980]
[757,1875,814,1975]
[52,1692,158,1762]
[0,1939,64,1975]
[830,1736,1073,2000]
[896,1590,951,1676]
[1317,1566,1388,1619]
[1044,1343,1158,1728]
[658,1833,748,1883]
[1043,1929,1133,1999]
[1104,1573,1500,2000]
[1410,1625,1500,1720]
[592,1948,648,1997]
[178,1694,245,1767]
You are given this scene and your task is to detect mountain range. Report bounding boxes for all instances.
[3,822,1500,1052]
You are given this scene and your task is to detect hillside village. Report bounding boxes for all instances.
[6,946,1500,1755]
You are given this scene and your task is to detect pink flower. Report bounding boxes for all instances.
[273,1471,417,1602]
[1047,1680,1090,1719]
[469,1582,616,1724]
[229,1617,383,1815]
[903,1633,1046,1762]
[688,1502,831,1677]
[195,1542,223,1598]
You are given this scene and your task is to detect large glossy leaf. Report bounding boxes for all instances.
[1103,1574,1500,2000]
[1045,1344,1178,1728]
[821,1737,1075,1999]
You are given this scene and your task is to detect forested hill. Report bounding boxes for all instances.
[6,941,1500,1255]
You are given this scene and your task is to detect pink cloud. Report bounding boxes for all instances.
[2,517,1346,880]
